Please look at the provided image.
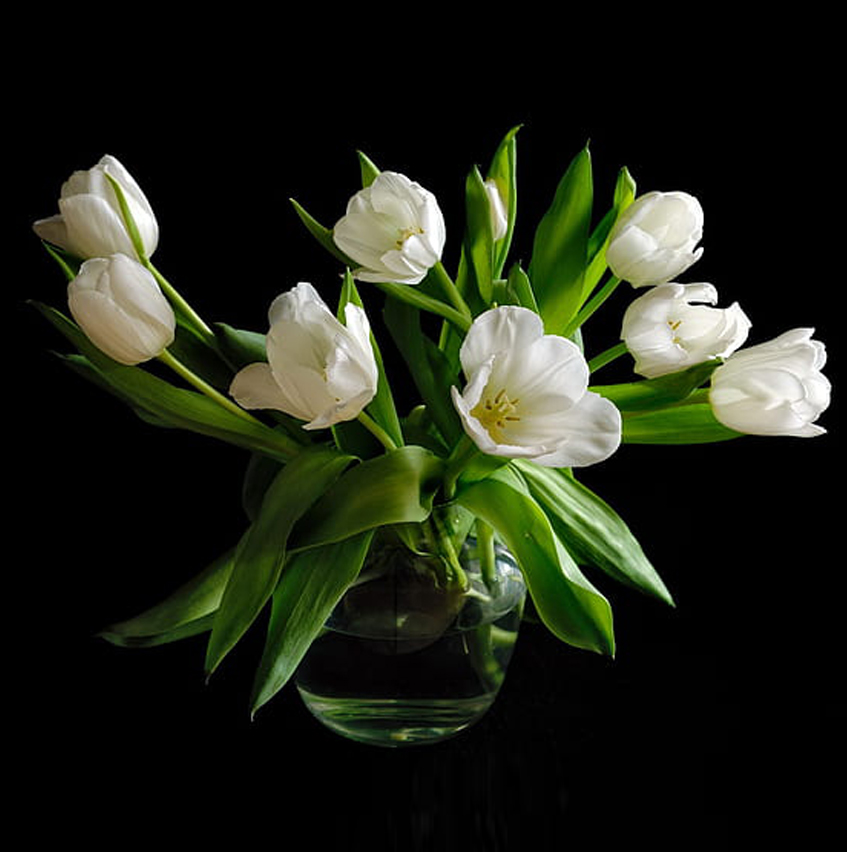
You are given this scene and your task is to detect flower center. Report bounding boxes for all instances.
[668,318,683,345]
[472,388,521,440]
[396,225,424,248]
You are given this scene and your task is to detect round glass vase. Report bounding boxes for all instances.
[294,521,527,747]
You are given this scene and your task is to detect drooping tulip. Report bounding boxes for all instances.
[621,282,751,378]
[606,190,703,287]
[709,328,830,437]
[333,171,446,285]
[67,254,175,365]
[451,306,621,467]
[33,154,159,261]
[229,282,378,430]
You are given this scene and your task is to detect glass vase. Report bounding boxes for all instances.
[294,520,527,747]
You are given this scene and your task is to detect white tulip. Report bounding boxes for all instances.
[484,178,508,240]
[229,282,378,430]
[451,306,621,467]
[621,282,751,378]
[606,191,704,288]
[33,154,159,261]
[709,329,831,437]
[68,254,175,366]
[333,171,446,285]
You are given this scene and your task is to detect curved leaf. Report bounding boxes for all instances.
[592,361,721,412]
[528,144,593,335]
[250,531,374,716]
[98,548,235,647]
[456,467,614,655]
[205,447,356,676]
[623,403,742,444]
[486,125,520,278]
[515,462,674,605]
[290,446,445,552]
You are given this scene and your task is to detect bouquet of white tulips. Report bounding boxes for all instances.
[30,128,831,717]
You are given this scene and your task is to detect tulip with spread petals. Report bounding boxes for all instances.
[709,329,830,437]
[333,172,446,285]
[33,155,159,261]
[451,306,621,467]
[606,191,704,288]
[230,282,379,430]
[621,282,751,378]
[68,254,175,366]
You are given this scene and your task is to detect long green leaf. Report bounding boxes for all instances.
[528,144,594,335]
[464,164,495,306]
[250,531,374,716]
[514,462,674,605]
[205,447,356,676]
[33,302,300,462]
[98,548,236,647]
[592,360,722,412]
[290,198,355,266]
[456,467,615,655]
[289,446,444,551]
[622,403,742,444]
[383,299,463,447]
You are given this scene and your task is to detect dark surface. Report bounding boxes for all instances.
[9,17,842,846]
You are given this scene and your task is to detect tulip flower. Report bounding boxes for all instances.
[606,191,704,288]
[33,155,159,261]
[229,282,379,430]
[67,254,175,365]
[332,171,446,285]
[621,282,751,378]
[484,178,508,240]
[451,306,621,467]
[709,328,831,437]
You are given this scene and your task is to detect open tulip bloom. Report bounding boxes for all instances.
[30,129,831,717]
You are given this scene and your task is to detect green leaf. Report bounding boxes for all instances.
[290,446,445,552]
[486,125,520,278]
[583,166,636,296]
[33,301,300,462]
[592,360,722,412]
[214,323,268,368]
[514,462,674,605]
[357,150,381,187]
[337,270,404,448]
[504,262,539,312]
[98,549,235,647]
[456,466,615,655]
[205,447,357,676]
[463,164,496,306]
[41,240,80,281]
[383,298,463,447]
[528,144,594,335]
[250,531,374,716]
[290,198,356,266]
[622,403,743,444]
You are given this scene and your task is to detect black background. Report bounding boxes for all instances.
[8,13,843,846]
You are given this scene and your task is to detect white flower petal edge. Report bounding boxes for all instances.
[621,282,752,378]
[709,328,831,437]
[451,306,621,467]
[333,171,446,285]
[229,282,378,430]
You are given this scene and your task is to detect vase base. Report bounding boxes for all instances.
[297,688,496,747]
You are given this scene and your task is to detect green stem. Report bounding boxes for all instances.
[146,261,217,346]
[157,349,267,427]
[588,341,628,373]
[476,519,497,590]
[356,411,399,451]
[563,275,622,339]
[442,434,482,501]
[375,279,471,334]
[429,261,473,321]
